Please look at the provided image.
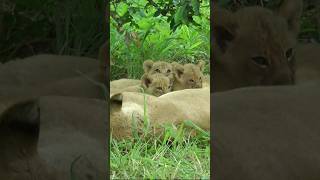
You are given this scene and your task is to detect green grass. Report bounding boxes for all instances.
[111,89,210,179]
[110,134,210,179]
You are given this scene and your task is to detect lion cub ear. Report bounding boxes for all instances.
[143,60,154,73]
[197,60,206,72]
[213,7,238,53]
[277,0,303,36]
[141,74,153,89]
[110,93,123,102]
[172,62,184,79]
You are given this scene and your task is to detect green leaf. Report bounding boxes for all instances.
[191,0,200,16]
[137,0,148,7]
[145,6,157,17]
[174,4,187,25]
[192,15,202,25]
[137,18,153,30]
[189,41,203,49]
[116,2,129,17]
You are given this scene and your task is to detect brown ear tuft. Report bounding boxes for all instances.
[143,60,154,73]
[171,62,181,69]
[277,0,303,36]
[213,7,238,53]
[110,93,123,102]
[141,74,152,89]
[197,60,206,72]
[173,63,184,79]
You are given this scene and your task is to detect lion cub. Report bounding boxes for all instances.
[143,60,174,85]
[212,0,303,92]
[141,73,172,97]
[110,74,171,97]
[172,60,206,91]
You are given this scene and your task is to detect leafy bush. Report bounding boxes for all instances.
[110,0,210,80]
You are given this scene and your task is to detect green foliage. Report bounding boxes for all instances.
[0,0,106,62]
[111,0,209,30]
[110,0,210,80]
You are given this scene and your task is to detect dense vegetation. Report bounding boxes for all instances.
[110,0,210,179]
[110,0,210,80]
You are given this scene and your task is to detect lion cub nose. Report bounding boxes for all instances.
[273,71,294,85]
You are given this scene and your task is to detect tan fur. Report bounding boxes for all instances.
[0,100,58,180]
[110,87,210,140]
[110,78,141,90]
[295,43,320,84]
[110,74,172,97]
[0,54,100,87]
[213,82,320,179]
[0,72,105,99]
[0,54,106,179]
[141,73,172,97]
[213,0,303,92]
[172,60,205,91]
[202,74,210,88]
[110,85,141,97]
[0,96,107,179]
[0,55,105,99]
[37,96,106,180]
[143,60,175,84]
[110,79,143,97]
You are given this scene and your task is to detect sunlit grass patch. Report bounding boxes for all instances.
[110,90,210,179]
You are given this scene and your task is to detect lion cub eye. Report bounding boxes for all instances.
[156,87,162,90]
[189,79,194,83]
[285,48,293,61]
[155,69,161,73]
[251,56,269,68]
[167,69,171,73]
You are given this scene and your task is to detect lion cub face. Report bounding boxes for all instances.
[143,60,174,84]
[141,73,172,97]
[213,0,303,91]
[173,60,205,90]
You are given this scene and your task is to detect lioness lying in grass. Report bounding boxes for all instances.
[110,87,210,139]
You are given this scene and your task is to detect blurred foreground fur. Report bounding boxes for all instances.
[213,0,320,179]
[0,54,107,180]
[212,0,303,92]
